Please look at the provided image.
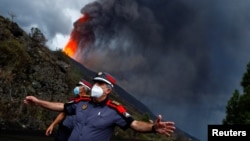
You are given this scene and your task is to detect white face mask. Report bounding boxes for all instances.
[91,85,103,98]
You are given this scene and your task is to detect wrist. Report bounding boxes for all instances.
[152,125,157,133]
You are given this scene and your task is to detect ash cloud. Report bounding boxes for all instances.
[71,0,250,140]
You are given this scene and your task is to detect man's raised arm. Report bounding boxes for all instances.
[24,96,64,111]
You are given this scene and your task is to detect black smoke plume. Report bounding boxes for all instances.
[71,0,250,140]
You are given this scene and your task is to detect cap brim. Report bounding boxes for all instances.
[78,81,91,90]
[93,77,113,87]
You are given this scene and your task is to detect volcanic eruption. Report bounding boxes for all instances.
[61,0,250,140]
[63,13,94,59]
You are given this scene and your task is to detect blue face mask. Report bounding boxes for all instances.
[73,87,80,95]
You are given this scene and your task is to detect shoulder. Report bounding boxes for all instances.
[106,100,122,107]
[68,95,92,103]
[106,100,131,118]
[108,100,122,106]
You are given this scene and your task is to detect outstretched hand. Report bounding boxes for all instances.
[23,96,39,105]
[153,115,175,136]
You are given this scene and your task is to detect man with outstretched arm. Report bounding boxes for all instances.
[24,72,175,141]
[45,79,92,141]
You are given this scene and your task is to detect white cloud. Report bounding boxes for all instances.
[47,33,70,51]
[0,0,96,50]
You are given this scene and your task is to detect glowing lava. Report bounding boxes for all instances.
[63,14,89,57]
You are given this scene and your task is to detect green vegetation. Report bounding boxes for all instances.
[223,63,250,125]
[29,27,47,46]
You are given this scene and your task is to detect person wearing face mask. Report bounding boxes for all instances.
[45,79,92,141]
[24,72,176,141]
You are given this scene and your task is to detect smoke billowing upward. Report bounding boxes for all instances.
[66,0,250,140]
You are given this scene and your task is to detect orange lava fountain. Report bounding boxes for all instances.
[63,14,89,57]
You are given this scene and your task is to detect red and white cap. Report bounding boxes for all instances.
[93,72,116,87]
[77,79,92,90]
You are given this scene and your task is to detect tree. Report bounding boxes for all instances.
[241,63,250,94]
[29,27,47,46]
[223,62,250,125]
[8,12,16,22]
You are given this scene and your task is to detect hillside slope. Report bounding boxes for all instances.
[0,15,199,141]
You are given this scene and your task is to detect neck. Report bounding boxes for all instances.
[93,95,108,103]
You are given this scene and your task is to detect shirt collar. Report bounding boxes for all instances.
[91,97,109,107]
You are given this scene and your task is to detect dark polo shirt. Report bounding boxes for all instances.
[64,98,134,141]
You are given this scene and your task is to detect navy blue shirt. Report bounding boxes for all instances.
[62,115,75,129]
[64,98,134,141]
